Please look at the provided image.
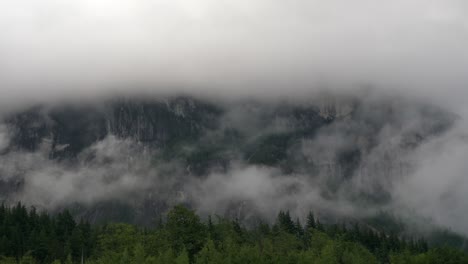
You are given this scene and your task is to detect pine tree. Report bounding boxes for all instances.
[207,215,214,238]
[316,219,324,232]
[133,243,146,264]
[295,218,304,237]
[277,211,295,234]
[306,212,316,230]
[166,205,207,258]
[175,248,190,264]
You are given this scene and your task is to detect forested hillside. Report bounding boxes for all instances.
[1,203,467,264]
[3,0,468,262]
[0,96,456,226]
[1,96,466,263]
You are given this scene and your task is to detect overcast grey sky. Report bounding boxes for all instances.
[2,0,468,234]
[1,0,468,108]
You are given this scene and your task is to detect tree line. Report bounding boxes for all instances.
[1,203,467,263]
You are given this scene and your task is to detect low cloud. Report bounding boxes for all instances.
[1,0,468,237]
[1,136,168,207]
[0,0,468,109]
[0,125,9,152]
[0,96,464,236]
[394,120,468,235]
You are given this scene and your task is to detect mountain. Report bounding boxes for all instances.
[0,94,460,242]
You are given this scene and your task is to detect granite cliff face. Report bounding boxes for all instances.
[4,98,219,156]
[0,95,456,225]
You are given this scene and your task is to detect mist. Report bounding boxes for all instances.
[1,0,468,108]
[1,0,468,239]
[0,94,463,236]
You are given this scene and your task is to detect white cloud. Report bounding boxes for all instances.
[0,0,467,108]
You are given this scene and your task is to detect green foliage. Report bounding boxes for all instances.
[20,253,37,264]
[175,248,190,264]
[306,212,316,230]
[0,256,16,264]
[166,205,207,257]
[195,239,222,264]
[1,203,467,264]
[98,223,138,254]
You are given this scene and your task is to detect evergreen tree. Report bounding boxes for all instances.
[306,212,316,230]
[277,211,296,234]
[166,205,206,258]
[0,203,465,264]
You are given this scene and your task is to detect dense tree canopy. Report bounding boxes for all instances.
[0,203,467,263]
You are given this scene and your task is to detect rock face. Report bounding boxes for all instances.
[4,97,220,157]
[0,95,456,224]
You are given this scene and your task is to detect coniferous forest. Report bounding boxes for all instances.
[1,203,467,264]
